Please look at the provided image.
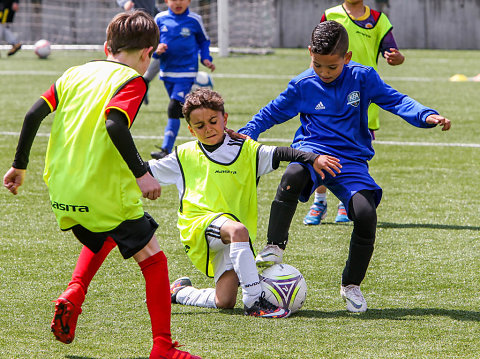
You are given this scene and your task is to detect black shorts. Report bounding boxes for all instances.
[70,212,159,259]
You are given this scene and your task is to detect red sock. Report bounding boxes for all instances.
[68,236,117,296]
[139,251,173,357]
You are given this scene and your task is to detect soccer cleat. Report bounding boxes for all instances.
[244,294,290,318]
[50,284,85,344]
[151,146,170,160]
[156,341,202,359]
[303,201,327,225]
[340,284,367,313]
[7,43,22,56]
[255,244,284,268]
[335,203,350,223]
[170,277,192,304]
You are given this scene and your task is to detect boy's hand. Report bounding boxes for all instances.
[155,43,168,55]
[136,172,161,200]
[202,59,215,72]
[225,128,251,140]
[313,155,342,180]
[123,1,134,11]
[426,114,451,131]
[384,48,405,66]
[3,167,26,195]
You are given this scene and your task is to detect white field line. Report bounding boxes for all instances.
[0,70,453,82]
[0,131,478,148]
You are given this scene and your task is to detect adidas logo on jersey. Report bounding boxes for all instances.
[315,101,325,110]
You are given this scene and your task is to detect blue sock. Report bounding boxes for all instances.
[161,118,181,153]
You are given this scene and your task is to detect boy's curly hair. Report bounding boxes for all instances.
[106,10,159,55]
[310,20,349,56]
[183,88,225,123]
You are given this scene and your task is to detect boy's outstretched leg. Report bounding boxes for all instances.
[51,237,116,344]
[136,239,201,359]
[256,163,310,267]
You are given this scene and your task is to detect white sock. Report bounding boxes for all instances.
[176,287,217,308]
[314,191,327,204]
[230,242,261,308]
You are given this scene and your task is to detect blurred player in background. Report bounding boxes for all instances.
[3,10,201,359]
[148,0,215,160]
[303,0,405,226]
[0,0,22,56]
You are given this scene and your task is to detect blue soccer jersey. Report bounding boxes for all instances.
[239,62,438,162]
[153,8,212,81]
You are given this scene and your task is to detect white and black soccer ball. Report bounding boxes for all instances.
[260,263,307,314]
[34,39,51,59]
[191,71,214,91]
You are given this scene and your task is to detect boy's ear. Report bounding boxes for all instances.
[187,124,196,138]
[223,112,228,126]
[142,46,154,60]
[104,41,109,56]
[344,51,353,64]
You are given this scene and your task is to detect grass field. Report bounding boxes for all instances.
[0,48,479,359]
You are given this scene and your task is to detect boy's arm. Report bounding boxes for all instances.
[4,98,51,195]
[272,147,341,179]
[368,69,440,127]
[194,18,213,65]
[239,81,301,140]
[105,110,161,200]
[381,31,404,66]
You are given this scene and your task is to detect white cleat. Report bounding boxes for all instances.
[340,284,367,313]
[255,244,284,268]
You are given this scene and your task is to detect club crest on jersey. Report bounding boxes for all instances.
[180,27,191,37]
[347,91,360,107]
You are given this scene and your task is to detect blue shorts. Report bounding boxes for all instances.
[295,156,382,216]
[163,79,194,102]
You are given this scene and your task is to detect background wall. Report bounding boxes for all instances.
[8,0,480,50]
[273,0,480,49]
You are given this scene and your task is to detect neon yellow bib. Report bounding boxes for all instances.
[44,61,144,231]
[176,139,260,277]
[326,5,392,130]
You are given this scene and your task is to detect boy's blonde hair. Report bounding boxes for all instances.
[183,88,225,123]
[106,10,159,55]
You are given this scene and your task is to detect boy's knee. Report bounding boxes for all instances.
[167,98,183,118]
[276,164,310,202]
[227,222,249,243]
[215,297,236,309]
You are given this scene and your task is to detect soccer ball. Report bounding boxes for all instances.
[260,263,307,314]
[191,71,214,91]
[34,39,51,59]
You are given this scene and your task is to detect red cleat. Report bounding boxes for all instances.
[50,284,85,344]
[152,341,202,359]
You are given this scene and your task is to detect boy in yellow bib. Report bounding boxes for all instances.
[148,88,341,317]
[3,10,200,359]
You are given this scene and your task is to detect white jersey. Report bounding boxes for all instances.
[148,134,276,197]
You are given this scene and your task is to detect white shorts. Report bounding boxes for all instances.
[205,215,233,282]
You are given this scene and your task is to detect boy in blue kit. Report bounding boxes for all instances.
[149,0,215,160]
[148,88,340,317]
[238,21,450,313]
[304,0,405,225]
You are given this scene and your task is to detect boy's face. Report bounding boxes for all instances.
[309,47,352,83]
[166,0,191,14]
[188,107,227,146]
